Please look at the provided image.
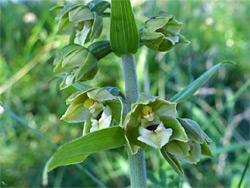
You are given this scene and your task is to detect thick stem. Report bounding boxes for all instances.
[121,54,147,188]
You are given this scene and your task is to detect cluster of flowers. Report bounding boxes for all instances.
[61,88,212,169]
[53,3,190,89]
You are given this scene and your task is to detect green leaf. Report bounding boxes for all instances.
[170,61,235,103]
[110,0,139,56]
[43,127,125,185]
[161,147,184,177]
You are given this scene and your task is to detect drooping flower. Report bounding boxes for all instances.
[53,44,98,89]
[55,1,109,45]
[61,87,123,135]
[140,11,190,52]
[124,93,188,154]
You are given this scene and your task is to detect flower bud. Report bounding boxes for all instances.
[61,88,123,134]
[140,11,190,52]
[53,44,98,89]
[55,1,109,45]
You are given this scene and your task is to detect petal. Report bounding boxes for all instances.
[161,117,188,142]
[152,97,177,118]
[86,87,116,101]
[138,123,173,148]
[61,103,91,123]
[69,6,93,23]
[98,108,112,129]
[66,88,95,104]
[164,140,190,157]
[56,15,74,36]
[177,142,201,164]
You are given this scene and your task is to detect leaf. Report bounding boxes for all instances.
[43,127,125,185]
[170,61,235,103]
[110,0,139,56]
[161,147,184,177]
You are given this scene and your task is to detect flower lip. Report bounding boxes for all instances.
[146,124,159,132]
[96,111,103,120]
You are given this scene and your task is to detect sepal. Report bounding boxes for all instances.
[140,11,190,52]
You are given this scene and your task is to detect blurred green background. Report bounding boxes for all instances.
[0,0,249,187]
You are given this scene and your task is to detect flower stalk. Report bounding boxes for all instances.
[121,54,147,188]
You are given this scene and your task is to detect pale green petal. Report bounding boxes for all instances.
[141,28,164,51]
[164,140,190,157]
[124,105,141,130]
[55,3,80,20]
[62,48,88,68]
[98,107,112,129]
[138,123,172,148]
[87,12,103,43]
[161,117,188,142]
[60,72,76,90]
[74,24,92,45]
[152,98,177,118]
[56,16,74,36]
[83,119,92,135]
[61,103,91,123]
[107,98,123,125]
[125,126,147,155]
[69,6,94,23]
[75,52,98,81]
[201,142,213,157]
[146,17,170,31]
[177,142,201,164]
[66,88,95,104]
[87,88,116,101]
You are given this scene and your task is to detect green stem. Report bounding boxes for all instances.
[121,54,147,188]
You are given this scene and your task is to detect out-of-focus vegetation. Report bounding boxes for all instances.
[0,0,249,187]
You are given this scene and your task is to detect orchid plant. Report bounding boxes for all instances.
[43,0,233,187]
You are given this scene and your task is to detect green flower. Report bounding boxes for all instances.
[53,44,98,89]
[140,11,190,52]
[55,1,109,45]
[61,87,123,135]
[124,93,188,154]
[162,118,212,165]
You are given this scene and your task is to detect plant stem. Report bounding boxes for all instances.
[121,54,147,188]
